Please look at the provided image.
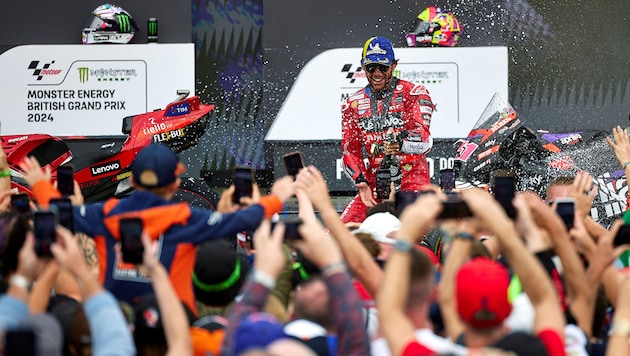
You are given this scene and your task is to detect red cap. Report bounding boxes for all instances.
[456,257,512,329]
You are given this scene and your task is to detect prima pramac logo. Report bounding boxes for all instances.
[78,67,89,83]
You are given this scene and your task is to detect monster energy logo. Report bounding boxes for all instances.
[117,14,131,33]
[78,67,89,83]
[148,19,157,36]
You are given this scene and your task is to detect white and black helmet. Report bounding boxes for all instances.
[82,4,139,44]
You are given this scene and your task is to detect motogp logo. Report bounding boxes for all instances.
[28,60,62,81]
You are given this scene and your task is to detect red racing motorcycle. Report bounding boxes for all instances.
[3,90,220,208]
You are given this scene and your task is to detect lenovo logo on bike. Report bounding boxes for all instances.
[90,160,121,177]
[28,60,63,81]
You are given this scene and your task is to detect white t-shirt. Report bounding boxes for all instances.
[371,328,468,356]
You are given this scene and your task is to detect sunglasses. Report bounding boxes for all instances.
[365,64,390,73]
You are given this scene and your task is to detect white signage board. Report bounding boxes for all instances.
[0,44,194,136]
[266,46,508,140]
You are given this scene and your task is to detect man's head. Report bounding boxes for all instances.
[456,257,512,330]
[546,176,574,203]
[131,144,185,197]
[361,36,398,92]
[292,276,333,330]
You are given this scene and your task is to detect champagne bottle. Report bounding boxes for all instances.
[376,133,402,199]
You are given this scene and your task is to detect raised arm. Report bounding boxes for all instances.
[137,233,191,356]
[461,189,565,337]
[295,165,383,296]
[377,193,442,355]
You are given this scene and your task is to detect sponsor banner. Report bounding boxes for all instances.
[271,139,460,191]
[0,44,194,136]
[265,47,508,141]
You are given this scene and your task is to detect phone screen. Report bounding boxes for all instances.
[57,165,74,196]
[119,218,144,264]
[376,168,391,200]
[283,152,304,177]
[493,176,516,219]
[272,218,303,241]
[440,169,456,191]
[11,193,31,214]
[5,329,36,356]
[555,199,575,230]
[233,167,254,204]
[437,193,473,219]
[614,225,630,247]
[50,198,74,233]
[34,211,56,258]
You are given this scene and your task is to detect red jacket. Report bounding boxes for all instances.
[342,78,434,191]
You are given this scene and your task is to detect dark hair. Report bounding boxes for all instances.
[354,232,382,258]
[0,212,30,278]
[366,201,398,218]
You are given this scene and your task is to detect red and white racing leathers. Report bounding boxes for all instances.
[341,78,434,223]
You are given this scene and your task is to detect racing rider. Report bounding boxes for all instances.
[341,36,434,223]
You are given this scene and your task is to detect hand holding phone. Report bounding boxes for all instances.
[272,217,303,241]
[437,192,472,219]
[283,151,305,177]
[233,166,254,204]
[34,211,56,258]
[119,218,144,264]
[57,165,74,196]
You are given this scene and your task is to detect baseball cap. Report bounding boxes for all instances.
[131,144,185,188]
[233,312,288,355]
[193,239,251,307]
[361,36,396,66]
[354,212,400,244]
[456,257,512,329]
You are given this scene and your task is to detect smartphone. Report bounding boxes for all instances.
[614,225,630,247]
[440,168,456,191]
[119,217,144,264]
[57,165,74,196]
[395,190,435,213]
[233,166,254,204]
[283,151,305,177]
[272,217,303,241]
[33,211,56,258]
[50,198,74,233]
[554,198,575,230]
[437,193,472,219]
[5,329,36,356]
[11,193,31,214]
[493,175,516,219]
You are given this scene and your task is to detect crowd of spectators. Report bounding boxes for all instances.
[2,125,630,355]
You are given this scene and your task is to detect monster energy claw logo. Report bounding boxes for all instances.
[117,14,131,33]
[78,67,89,83]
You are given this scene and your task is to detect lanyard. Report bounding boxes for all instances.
[370,77,398,133]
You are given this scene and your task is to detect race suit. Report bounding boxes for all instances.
[341,77,434,223]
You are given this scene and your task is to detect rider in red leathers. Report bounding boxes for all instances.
[341,36,434,223]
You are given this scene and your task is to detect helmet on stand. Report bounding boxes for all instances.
[82,4,139,44]
[406,6,462,47]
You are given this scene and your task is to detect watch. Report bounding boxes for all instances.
[9,274,31,291]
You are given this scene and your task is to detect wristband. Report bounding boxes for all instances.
[321,261,347,276]
[393,239,413,253]
[455,232,474,241]
[9,274,31,291]
[609,318,630,337]
[623,161,630,169]
[251,269,276,290]
[0,170,10,178]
